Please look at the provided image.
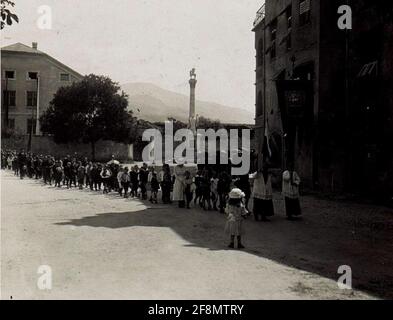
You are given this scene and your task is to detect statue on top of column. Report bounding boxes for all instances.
[190,68,196,80]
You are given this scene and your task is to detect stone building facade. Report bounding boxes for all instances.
[1,42,82,135]
[253,0,393,198]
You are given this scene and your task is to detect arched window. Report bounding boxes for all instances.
[256,91,263,117]
[257,39,264,67]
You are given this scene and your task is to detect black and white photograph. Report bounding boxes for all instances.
[1,0,393,305]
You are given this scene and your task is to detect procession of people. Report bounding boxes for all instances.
[1,149,303,249]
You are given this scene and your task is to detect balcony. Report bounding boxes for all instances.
[253,4,266,29]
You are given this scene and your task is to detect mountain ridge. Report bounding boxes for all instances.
[121,82,254,124]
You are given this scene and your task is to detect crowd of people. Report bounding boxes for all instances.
[2,149,303,249]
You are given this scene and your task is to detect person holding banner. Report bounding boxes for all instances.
[282,163,302,220]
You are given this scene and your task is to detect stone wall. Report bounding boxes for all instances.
[2,135,133,162]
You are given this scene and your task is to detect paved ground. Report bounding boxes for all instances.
[1,171,392,300]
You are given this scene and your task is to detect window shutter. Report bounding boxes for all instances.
[300,0,311,14]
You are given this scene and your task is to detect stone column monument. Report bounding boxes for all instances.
[189,68,197,134]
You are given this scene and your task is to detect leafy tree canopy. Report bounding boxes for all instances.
[40,74,138,159]
[1,0,19,30]
[197,116,223,131]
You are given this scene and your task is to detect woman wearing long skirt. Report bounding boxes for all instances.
[282,164,302,220]
[172,163,187,208]
[251,164,274,221]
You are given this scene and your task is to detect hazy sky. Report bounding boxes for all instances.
[1,0,264,112]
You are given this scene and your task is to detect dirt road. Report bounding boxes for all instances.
[2,171,391,300]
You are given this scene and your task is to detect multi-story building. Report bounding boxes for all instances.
[1,42,82,135]
[253,0,393,198]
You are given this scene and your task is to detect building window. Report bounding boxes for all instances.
[27,72,39,80]
[27,91,37,107]
[257,39,264,67]
[256,91,263,117]
[5,70,15,80]
[3,90,16,106]
[60,73,70,81]
[299,0,311,26]
[27,119,37,135]
[270,19,277,59]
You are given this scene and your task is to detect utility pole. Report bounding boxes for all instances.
[27,103,34,153]
[4,77,9,129]
[27,76,39,152]
[36,74,41,135]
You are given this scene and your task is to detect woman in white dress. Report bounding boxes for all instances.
[172,163,187,208]
[225,188,248,249]
[251,163,274,222]
[282,163,302,220]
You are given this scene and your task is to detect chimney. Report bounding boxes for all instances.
[32,42,38,50]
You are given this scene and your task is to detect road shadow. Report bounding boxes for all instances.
[56,198,393,299]
[4,172,393,298]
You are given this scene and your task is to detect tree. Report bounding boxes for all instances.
[197,116,223,131]
[1,0,19,29]
[40,74,138,160]
[167,117,187,132]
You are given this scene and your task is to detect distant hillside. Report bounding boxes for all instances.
[121,82,254,124]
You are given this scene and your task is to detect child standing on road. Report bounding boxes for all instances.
[217,171,231,213]
[12,155,19,176]
[100,165,112,194]
[201,169,212,211]
[184,171,195,209]
[77,162,85,190]
[148,166,157,202]
[130,165,139,198]
[210,173,219,211]
[117,167,124,196]
[7,154,13,170]
[92,163,102,191]
[225,188,248,249]
[139,164,149,200]
[86,162,93,190]
[160,164,172,204]
[193,170,203,207]
[120,167,130,198]
[150,171,160,204]
[54,161,64,188]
